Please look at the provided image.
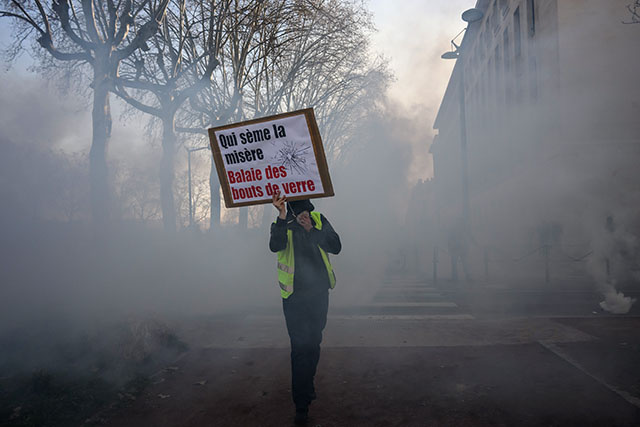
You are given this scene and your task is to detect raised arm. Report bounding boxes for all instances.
[269,192,288,252]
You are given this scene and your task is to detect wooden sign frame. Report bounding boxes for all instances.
[208,108,335,208]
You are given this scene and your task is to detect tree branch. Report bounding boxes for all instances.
[622,1,640,24]
[32,0,51,35]
[80,0,103,43]
[112,0,133,45]
[176,54,220,106]
[106,0,117,40]
[53,0,94,51]
[94,0,111,41]
[36,31,93,62]
[0,10,42,31]
[115,0,169,62]
[176,126,206,135]
[112,82,162,117]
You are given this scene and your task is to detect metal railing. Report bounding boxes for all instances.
[431,243,595,285]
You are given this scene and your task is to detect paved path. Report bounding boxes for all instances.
[103,278,640,426]
[186,278,598,350]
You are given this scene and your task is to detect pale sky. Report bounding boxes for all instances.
[368,0,476,110]
[0,0,478,181]
[365,0,477,180]
[0,0,475,104]
[0,0,477,128]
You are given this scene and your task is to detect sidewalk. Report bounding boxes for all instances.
[103,314,640,427]
[100,277,640,426]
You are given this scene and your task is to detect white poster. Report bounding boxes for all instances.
[209,109,334,207]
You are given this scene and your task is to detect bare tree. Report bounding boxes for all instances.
[174,165,210,229]
[623,0,640,24]
[182,0,390,229]
[114,161,162,223]
[112,0,228,231]
[245,0,390,164]
[243,0,391,225]
[0,137,90,224]
[1,0,170,227]
[180,0,285,229]
[52,150,91,223]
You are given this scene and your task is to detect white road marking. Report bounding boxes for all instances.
[539,340,640,409]
[244,313,474,321]
[380,286,438,291]
[366,302,458,308]
[328,314,475,320]
[376,291,445,298]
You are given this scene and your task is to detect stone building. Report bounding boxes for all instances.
[431,0,640,282]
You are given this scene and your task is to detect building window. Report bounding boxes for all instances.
[529,57,538,101]
[491,0,499,34]
[484,29,491,52]
[503,29,510,72]
[504,28,512,105]
[514,7,522,59]
[481,73,488,131]
[494,44,502,105]
[514,7,524,103]
[488,57,494,116]
[479,32,487,60]
[527,0,536,37]
[500,0,509,17]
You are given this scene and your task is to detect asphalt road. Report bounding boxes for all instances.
[102,278,640,426]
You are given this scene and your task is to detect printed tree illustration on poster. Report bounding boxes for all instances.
[208,109,334,208]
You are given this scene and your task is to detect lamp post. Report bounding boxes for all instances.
[186,145,210,228]
[441,8,484,225]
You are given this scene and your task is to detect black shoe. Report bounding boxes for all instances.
[294,408,308,425]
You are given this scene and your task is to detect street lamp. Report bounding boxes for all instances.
[186,145,210,228]
[441,7,484,225]
[461,8,484,24]
[441,51,459,60]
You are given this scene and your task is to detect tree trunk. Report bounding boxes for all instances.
[238,206,248,229]
[262,204,273,228]
[160,113,177,232]
[209,162,220,230]
[90,70,112,228]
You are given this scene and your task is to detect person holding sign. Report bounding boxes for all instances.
[269,192,341,425]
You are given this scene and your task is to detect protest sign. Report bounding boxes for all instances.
[208,108,334,208]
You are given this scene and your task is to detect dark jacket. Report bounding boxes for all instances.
[269,212,341,298]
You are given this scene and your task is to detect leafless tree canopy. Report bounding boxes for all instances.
[2,0,391,230]
[184,0,390,162]
[114,0,228,116]
[178,0,391,228]
[623,0,640,24]
[112,0,230,231]
[1,0,170,227]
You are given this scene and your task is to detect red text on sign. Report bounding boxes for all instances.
[228,168,262,184]
[231,185,264,200]
[265,165,287,179]
[281,180,316,194]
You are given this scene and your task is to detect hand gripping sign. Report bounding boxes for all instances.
[208,108,334,208]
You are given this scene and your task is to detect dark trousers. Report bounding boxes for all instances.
[282,291,329,410]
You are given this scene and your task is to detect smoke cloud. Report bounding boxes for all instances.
[0,4,638,424]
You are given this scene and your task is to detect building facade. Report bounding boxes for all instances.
[432,0,640,282]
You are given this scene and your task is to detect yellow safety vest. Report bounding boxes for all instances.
[276,211,336,299]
